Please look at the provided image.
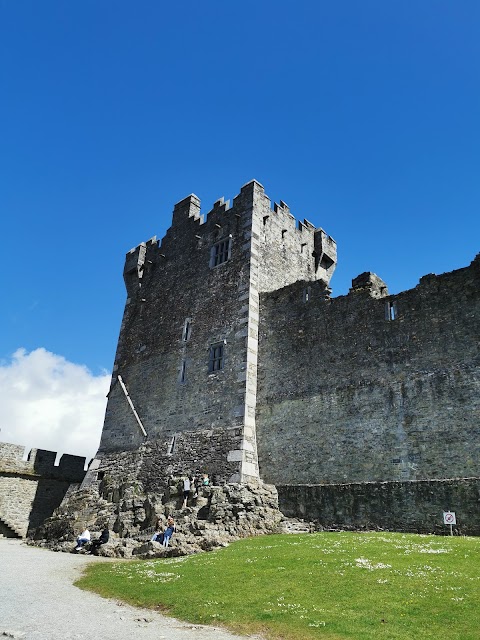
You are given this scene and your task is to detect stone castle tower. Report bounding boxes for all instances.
[90,177,479,499]
[98,180,337,484]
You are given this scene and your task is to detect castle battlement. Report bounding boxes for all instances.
[122,180,337,300]
[0,441,87,482]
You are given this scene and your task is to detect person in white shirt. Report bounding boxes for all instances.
[182,476,191,508]
[75,528,90,551]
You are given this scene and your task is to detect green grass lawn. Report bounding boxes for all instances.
[76,531,480,639]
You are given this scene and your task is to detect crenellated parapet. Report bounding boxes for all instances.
[0,441,86,482]
[123,236,158,299]
[0,441,88,538]
[172,193,202,226]
[121,180,337,295]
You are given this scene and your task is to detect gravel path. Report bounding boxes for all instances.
[0,539,255,640]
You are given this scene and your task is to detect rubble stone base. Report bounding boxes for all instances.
[30,476,283,559]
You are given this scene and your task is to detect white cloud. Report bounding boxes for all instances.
[0,348,110,463]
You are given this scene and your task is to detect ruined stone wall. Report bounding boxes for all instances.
[0,442,86,537]
[277,478,480,536]
[257,255,480,485]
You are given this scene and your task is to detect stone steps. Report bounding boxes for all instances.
[0,515,23,538]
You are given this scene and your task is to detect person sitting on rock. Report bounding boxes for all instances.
[151,517,175,546]
[75,528,90,551]
[89,528,109,555]
[151,528,163,543]
[162,516,176,547]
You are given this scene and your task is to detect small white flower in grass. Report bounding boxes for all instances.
[309,621,326,627]
[162,556,188,565]
[154,572,180,583]
[355,557,391,570]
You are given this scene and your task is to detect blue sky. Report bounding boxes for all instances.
[1,1,479,459]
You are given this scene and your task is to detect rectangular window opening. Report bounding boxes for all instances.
[180,359,187,383]
[303,286,312,303]
[210,238,231,267]
[208,343,224,372]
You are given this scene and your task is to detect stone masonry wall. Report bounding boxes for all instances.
[257,255,480,485]
[98,181,337,483]
[85,427,243,496]
[0,442,86,537]
[100,183,264,483]
[277,478,480,536]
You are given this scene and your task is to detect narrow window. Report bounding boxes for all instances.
[303,286,311,303]
[167,435,176,455]
[281,229,287,238]
[182,318,192,341]
[210,238,231,267]
[208,343,224,372]
[180,359,187,383]
[385,301,397,321]
[301,243,307,253]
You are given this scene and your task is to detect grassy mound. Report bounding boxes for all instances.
[76,531,480,639]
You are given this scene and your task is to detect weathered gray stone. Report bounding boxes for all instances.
[2,181,479,541]
[0,443,86,538]
[31,478,283,557]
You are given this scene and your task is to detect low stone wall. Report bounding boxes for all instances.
[0,475,79,537]
[0,441,87,537]
[277,478,480,536]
